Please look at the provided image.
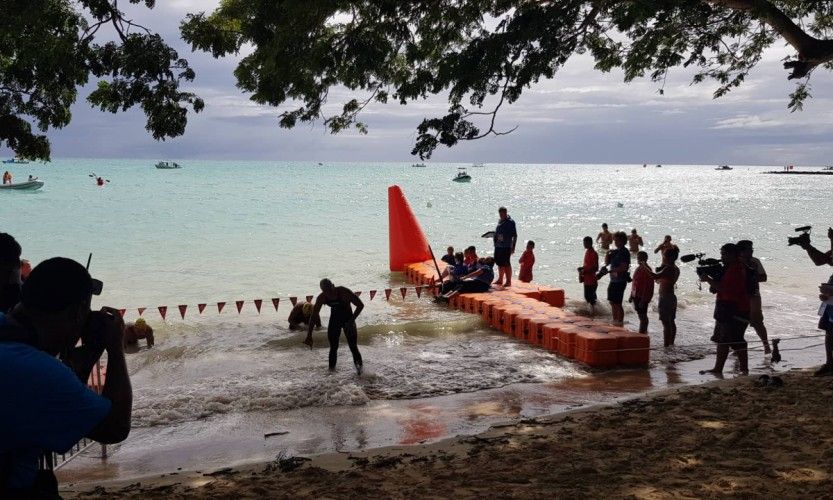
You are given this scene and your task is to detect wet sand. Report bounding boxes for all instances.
[65,369,833,498]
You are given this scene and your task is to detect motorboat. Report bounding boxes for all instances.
[471,163,485,168]
[715,165,733,171]
[2,157,29,164]
[656,164,662,168]
[453,167,471,182]
[0,180,44,191]
[155,161,181,169]
[411,163,427,168]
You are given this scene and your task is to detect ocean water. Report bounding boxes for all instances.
[2,160,831,430]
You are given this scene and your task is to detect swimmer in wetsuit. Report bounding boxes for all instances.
[304,278,364,374]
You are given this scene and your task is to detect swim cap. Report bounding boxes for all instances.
[302,302,313,316]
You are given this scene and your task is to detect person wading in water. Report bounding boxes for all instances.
[305,279,364,374]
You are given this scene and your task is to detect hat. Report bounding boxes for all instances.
[22,257,102,312]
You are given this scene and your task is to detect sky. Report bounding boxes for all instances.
[7,1,833,165]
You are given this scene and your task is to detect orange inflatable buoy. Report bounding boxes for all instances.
[388,185,432,271]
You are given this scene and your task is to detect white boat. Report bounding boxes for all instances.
[155,161,181,169]
[453,167,471,182]
[715,165,733,171]
[471,163,485,168]
[411,163,426,168]
[2,158,29,164]
[0,180,44,191]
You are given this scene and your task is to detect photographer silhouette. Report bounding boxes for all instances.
[794,226,833,376]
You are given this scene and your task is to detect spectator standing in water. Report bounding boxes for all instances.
[628,229,644,253]
[630,251,654,333]
[492,207,517,288]
[597,223,613,252]
[654,235,677,256]
[579,236,600,314]
[652,247,681,346]
[518,241,535,283]
[737,240,771,354]
[305,279,364,374]
[606,232,631,325]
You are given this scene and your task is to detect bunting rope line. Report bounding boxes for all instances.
[113,284,439,320]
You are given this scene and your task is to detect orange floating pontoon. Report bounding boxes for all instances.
[389,185,649,368]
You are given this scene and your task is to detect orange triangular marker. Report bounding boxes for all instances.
[400,287,407,299]
[254,299,262,313]
[290,297,298,307]
[355,291,362,297]
[388,185,431,271]
[118,309,126,317]
[384,289,392,301]
[415,287,422,298]
[272,298,280,311]
[158,306,167,320]
[236,300,244,313]
[369,290,377,301]
[178,305,187,319]
[217,302,226,313]
[198,303,206,314]
[138,307,146,316]
[305,295,313,303]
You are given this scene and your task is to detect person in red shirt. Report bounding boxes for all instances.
[518,241,535,283]
[578,236,599,314]
[700,243,750,376]
[629,251,654,333]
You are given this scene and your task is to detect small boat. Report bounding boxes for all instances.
[471,163,485,168]
[715,165,733,171]
[453,167,471,182]
[823,166,833,171]
[0,180,44,191]
[2,157,29,164]
[656,164,662,168]
[411,163,427,168]
[155,161,181,169]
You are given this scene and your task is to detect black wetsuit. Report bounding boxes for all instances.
[325,293,362,370]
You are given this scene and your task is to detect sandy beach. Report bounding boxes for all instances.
[65,369,833,499]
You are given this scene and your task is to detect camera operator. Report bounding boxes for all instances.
[700,243,750,376]
[606,231,631,325]
[0,257,133,497]
[737,240,771,354]
[795,227,833,376]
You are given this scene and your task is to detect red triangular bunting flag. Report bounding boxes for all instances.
[236,300,244,313]
[355,291,362,297]
[384,289,392,301]
[272,298,280,311]
[178,305,187,319]
[415,287,422,298]
[118,309,126,317]
[290,296,298,307]
[138,307,146,316]
[369,290,377,301]
[158,306,167,320]
[198,303,206,314]
[217,302,226,313]
[254,299,262,313]
[305,295,313,303]
[400,287,407,299]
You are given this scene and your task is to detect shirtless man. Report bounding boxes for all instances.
[654,235,677,255]
[651,247,680,346]
[305,279,364,374]
[628,229,644,253]
[597,223,613,252]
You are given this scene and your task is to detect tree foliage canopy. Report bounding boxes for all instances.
[1,0,202,160]
[182,0,833,158]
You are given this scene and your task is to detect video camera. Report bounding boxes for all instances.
[680,252,725,281]
[787,225,811,247]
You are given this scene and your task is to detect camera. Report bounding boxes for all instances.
[787,225,811,247]
[680,253,725,281]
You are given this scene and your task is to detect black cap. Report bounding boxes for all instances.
[0,233,21,264]
[21,257,102,312]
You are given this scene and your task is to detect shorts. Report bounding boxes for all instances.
[494,247,511,267]
[584,284,598,305]
[658,294,677,321]
[607,281,627,304]
[711,318,748,350]
[819,304,833,331]
[749,295,764,328]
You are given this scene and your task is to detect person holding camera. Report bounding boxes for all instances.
[606,232,631,325]
[0,258,133,497]
[737,240,771,354]
[700,243,750,376]
[794,226,833,376]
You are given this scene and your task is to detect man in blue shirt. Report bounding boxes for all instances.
[606,232,631,325]
[493,207,517,288]
[0,257,133,497]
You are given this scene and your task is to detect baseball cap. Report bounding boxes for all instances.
[21,257,102,312]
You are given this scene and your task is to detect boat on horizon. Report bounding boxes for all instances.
[0,180,44,191]
[471,163,485,168]
[715,165,733,171]
[2,157,29,164]
[411,163,426,168]
[453,167,471,182]
[823,166,833,171]
[155,161,181,169]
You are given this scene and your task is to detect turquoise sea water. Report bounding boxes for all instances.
[2,160,831,428]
